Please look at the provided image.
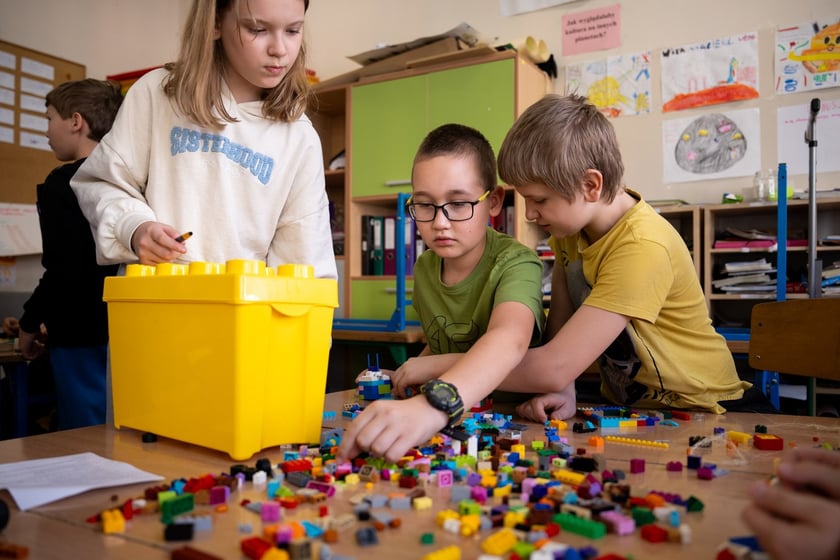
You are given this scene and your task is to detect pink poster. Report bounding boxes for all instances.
[562,4,621,56]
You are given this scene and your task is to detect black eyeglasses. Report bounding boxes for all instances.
[405,190,490,222]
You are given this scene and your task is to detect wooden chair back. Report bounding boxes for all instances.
[748,298,840,381]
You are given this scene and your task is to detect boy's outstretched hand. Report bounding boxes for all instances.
[514,384,577,423]
[742,447,840,560]
[336,397,448,464]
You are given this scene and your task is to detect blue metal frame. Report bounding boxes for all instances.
[753,164,788,411]
[333,192,420,333]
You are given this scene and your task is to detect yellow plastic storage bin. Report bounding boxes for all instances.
[103,260,338,460]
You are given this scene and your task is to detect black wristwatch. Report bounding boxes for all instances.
[420,380,464,431]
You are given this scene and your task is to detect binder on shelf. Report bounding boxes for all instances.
[404,219,416,276]
[383,215,396,275]
[371,215,384,276]
[361,215,373,276]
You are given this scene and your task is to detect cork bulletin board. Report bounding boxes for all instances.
[0,40,85,204]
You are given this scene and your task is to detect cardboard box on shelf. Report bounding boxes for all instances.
[315,37,462,89]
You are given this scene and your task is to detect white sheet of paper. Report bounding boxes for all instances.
[0,452,164,511]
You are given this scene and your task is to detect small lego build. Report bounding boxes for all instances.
[356,354,392,401]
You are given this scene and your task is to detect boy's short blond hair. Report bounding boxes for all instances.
[498,93,625,202]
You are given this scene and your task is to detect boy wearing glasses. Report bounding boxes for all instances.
[338,124,545,463]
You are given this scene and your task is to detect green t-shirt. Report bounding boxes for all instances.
[413,227,545,354]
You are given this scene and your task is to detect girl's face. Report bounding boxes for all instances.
[215,0,305,103]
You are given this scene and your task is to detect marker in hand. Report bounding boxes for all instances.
[175,231,193,243]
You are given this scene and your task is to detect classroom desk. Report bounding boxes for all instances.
[0,391,838,559]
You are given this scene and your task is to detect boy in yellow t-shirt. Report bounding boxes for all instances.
[494,93,751,422]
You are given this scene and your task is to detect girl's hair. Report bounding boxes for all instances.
[164,0,311,129]
[498,93,625,203]
[413,123,497,192]
[45,79,123,141]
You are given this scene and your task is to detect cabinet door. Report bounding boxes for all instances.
[350,278,418,321]
[427,59,516,155]
[351,75,426,198]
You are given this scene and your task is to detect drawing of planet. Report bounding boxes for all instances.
[674,113,746,174]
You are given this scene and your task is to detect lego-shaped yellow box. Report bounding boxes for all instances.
[104,260,338,460]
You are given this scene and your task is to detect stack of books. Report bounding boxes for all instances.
[713,258,776,293]
[822,263,840,295]
[713,227,808,249]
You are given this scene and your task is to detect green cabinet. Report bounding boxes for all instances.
[350,278,418,321]
[350,58,516,198]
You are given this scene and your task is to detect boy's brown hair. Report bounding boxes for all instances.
[498,93,625,202]
[413,123,497,193]
[164,0,311,129]
[45,79,123,141]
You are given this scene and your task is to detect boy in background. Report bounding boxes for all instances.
[494,93,750,421]
[17,79,122,429]
[338,124,545,463]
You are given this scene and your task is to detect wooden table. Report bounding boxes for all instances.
[0,391,837,559]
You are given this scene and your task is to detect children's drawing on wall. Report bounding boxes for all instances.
[777,99,840,175]
[775,18,840,94]
[566,51,651,117]
[660,32,759,113]
[662,108,760,184]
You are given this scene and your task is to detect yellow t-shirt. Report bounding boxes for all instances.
[551,189,749,413]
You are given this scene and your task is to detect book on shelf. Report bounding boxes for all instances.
[712,273,773,289]
[724,227,776,240]
[724,258,773,274]
[823,266,840,280]
[719,284,776,292]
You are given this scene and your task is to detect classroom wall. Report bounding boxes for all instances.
[1,0,838,301]
[3,0,838,203]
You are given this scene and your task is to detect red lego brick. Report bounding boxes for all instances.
[280,458,313,474]
[240,537,273,559]
[640,523,668,543]
[753,434,784,451]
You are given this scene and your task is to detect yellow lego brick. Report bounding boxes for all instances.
[552,469,585,486]
[727,431,751,445]
[413,496,433,511]
[423,545,462,560]
[604,435,669,449]
[494,485,512,498]
[510,444,526,456]
[101,508,125,534]
[460,514,481,537]
[344,473,360,486]
[262,549,290,560]
[481,475,498,487]
[549,419,568,431]
[503,510,527,528]
[482,528,518,555]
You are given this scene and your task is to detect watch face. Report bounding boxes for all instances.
[428,381,458,407]
[423,380,463,425]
